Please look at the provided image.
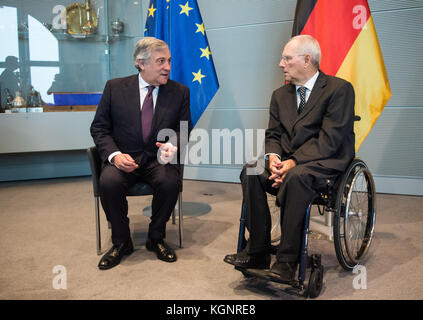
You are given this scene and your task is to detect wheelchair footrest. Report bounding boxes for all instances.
[241,268,296,286]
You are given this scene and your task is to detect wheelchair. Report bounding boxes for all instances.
[234,158,376,298]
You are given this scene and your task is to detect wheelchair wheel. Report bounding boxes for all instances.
[333,159,376,271]
[307,266,323,298]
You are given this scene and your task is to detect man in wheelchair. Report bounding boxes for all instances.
[224,35,356,283]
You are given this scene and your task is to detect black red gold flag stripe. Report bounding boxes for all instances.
[292,0,391,150]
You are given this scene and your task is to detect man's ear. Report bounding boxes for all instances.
[137,59,145,71]
[304,54,311,66]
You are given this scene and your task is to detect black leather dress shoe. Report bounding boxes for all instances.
[146,239,177,262]
[223,251,270,269]
[98,240,134,270]
[269,261,297,282]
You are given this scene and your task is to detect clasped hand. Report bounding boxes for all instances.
[268,155,296,188]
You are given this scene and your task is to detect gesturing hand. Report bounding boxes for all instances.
[156,142,178,164]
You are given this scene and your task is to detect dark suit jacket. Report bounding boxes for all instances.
[265,71,355,173]
[90,74,191,166]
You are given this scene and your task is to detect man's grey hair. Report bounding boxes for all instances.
[133,37,169,71]
[289,34,321,69]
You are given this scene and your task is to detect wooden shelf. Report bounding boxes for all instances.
[43,105,97,112]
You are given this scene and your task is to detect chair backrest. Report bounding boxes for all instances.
[87,146,102,196]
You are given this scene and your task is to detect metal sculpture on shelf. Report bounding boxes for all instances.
[66,0,98,38]
[3,88,14,113]
[11,90,26,112]
[26,86,44,112]
[111,18,124,36]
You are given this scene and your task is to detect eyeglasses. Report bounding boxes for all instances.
[281,54,306,63]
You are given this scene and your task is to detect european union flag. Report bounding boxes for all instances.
[144,0,219,126]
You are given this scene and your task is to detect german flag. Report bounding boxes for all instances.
[292,0,391,151]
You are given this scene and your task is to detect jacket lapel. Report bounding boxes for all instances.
[279,84,298,134]
[123,74,141,122]
[149,81,174,142]
[293,71,327,126]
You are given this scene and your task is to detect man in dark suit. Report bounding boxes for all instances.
[224,35,355,282]
[90,37,191,270]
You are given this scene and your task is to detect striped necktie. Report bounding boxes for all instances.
[297,86,307,115]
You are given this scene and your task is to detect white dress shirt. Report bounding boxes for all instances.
[138,73,159,111]
[295,70,319,110]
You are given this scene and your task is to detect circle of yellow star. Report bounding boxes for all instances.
[195,22,205,35]
[180,1,193,16]
[200,46,211,60]
[192,69,206,84]
[148,3,156,17]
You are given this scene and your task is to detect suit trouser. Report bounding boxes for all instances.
[99,160,181,246]
[241,160,339,263]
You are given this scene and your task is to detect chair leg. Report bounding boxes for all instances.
[178,192,183,248]
[172,207,176,225]
[95,196,102,256]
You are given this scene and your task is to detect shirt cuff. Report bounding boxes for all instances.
[108,151,122,164]
[264,153,281,160]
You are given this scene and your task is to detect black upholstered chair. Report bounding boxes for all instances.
[87,146,183,255]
